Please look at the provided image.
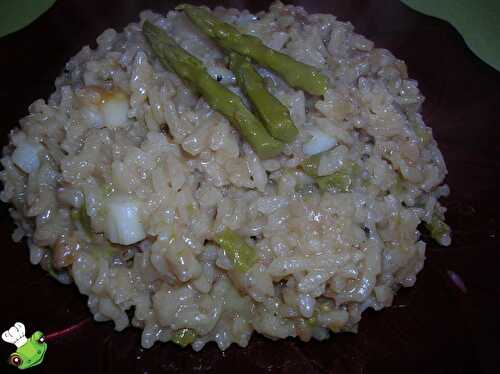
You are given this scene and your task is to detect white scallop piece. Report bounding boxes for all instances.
[105,196,146,245]
[101,94,129,128]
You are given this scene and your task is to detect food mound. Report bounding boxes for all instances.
[0,2,450,350]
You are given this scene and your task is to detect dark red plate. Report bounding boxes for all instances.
[1,1,499,373]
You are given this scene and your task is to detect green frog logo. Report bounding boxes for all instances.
[2,322,47,370]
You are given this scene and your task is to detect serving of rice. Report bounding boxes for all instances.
[0,2,450,350]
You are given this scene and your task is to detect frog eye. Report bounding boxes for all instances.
[9,354,22,367]
[38,335,45,343]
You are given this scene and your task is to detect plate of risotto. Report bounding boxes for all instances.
[3,0,493,373]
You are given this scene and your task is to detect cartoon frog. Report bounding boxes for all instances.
[2,322,47,370]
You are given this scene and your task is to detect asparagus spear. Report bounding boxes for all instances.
[299,154,354,192]
[143,21,283,159]
[229,52,298,142]
[181,4,329,96]
[214,228,257,272]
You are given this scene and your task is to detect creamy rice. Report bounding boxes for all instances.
[0,2,450,350]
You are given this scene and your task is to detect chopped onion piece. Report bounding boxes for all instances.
[12,141,43,173]
[303,129,336,156]
[105,196,145,245]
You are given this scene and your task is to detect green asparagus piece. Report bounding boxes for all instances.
[214,228,257,272]
[143,21,283,159]
[181,4,329,96]
[425,214,451,245]
[172,328,196,347]
[316,172,353,193]
[229,52,298,142]
[300,154,321,177]
[299,155,354,192]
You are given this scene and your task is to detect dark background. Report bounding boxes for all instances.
[1,0,499,373]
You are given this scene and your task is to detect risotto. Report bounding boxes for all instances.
[0,2,451,350]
